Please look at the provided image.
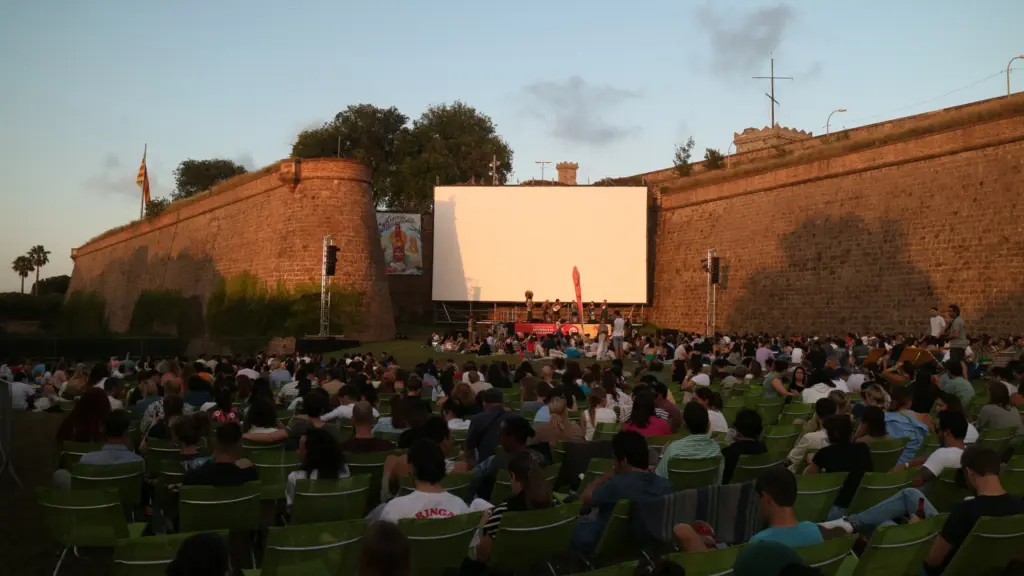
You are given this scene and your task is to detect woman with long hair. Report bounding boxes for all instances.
[209,385,240,424]
[534,396,584,444]
[601,371,630,408]
[622,389,671,437]
[790,366,809,393]
[695,387,728,434]
[244,398,280,433]
[146,394,186,441]
[476,451,554,563]
[513,361,535,384]
[448,382,481,419]
[580,388,617,441]
[286,428,349,507]
[86,363,108,389]
[854,406,890,444]
[560,370,585,410]
[55,387,110,443]
[60,368,89,399]
[805,414,873,519]
[486,364,511,389]
[977,381,1024,439]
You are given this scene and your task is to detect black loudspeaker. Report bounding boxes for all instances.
[326,246,339,276]
[711,256,721,284]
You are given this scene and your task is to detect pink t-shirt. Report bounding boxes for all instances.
[622,416,672,437]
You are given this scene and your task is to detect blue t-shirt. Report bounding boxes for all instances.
[750,522,823,548]
[534,404,551,423]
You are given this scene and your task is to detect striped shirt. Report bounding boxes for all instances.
[655,433,723,481]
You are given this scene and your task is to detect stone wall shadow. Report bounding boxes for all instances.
[432,199,475,308]
[725,214,936,334]
[971,238,1024,335]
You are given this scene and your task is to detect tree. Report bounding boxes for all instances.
[673,137,696,177]
[33,274,71,296]
[146,197,171,218]
[172,159,247,201]
[704,147,725,170]
[11,256,34,294]
[395,101,513,212]
[27,245,50,295]
[292,104,409,209]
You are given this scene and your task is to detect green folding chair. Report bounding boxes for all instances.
[276,408,293,425]
[722,398,746,427]
[579,458,614,492]
[552,440,567,464]
[1000,455,1024,497]
[113,530,227,576]
[376,430,403,444]
[794,472,848,523]
[942,513,1024,576]
[69,461,146,518]
[142,437,184,472]
[346,449,400,510]
[591,500,637,563]
[254,519,365,576]
[850,513,947,576]
[793,535,856,576]
[916,435,941,462]
[154,458,188,488]
[568,561,637,576]
[249,450,301,500]
[867,437,910,472]
[291,475,371,524]
[400,471,474,502]
[398,511,484,576]
[779,403,815,426]
[520,407,539,422]
[593,422,621,441]
[762,424,802,453]
[451,428,469,443]
[845,467,917,515]
[647,433,686,450]
[488,502,583,574]
[927,467,970,513]
[37,488,148,576]
[242,441,285,459]
[756,399,786,426]
[493,464,562,503]
[59,441,105,469]
[178,482,261,533]
[664,544,747,576]
[729,451,787,484]
[975,426,1017,456]
[666,456,723,491]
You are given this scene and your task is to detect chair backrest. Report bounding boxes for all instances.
[667,456,723,492]
[756,400,786,426]
[155,458,188,488]
[975,426,1017,455]
[592,500,636,562]
[488,502,583,573]
[261,519,365,576]
[346,449,400,509]
[36,487,129,547]
[242,441,285,459]
[249,450,302,499]
[113,530,227,576]
[942,513,1024,576]
[730,451,787,484]
[493,463,562,504]
[291,475,371,524]
[594,422,621,440]
[664,544,746,576]
[178,482,261,533]
[846,467,918,514]
[794,472,848,523]
[580,458,614,491]
[400,471,474,502]
[762,425,802,453]
[867,437,911,472]
[646,433,686,449]
[1000,455,1024,498]
[398,511,485,576]
[928,467,970,513]
[552,440,567,464]
[793,535,856,576]
[59,441,105,469]
[851,513,947,576]
[916,435,941,461]
[569,562,637,576]
[69,460,145,513]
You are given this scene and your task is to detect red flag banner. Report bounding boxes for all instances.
[572,266,584,331]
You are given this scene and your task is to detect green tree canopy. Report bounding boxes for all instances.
[145,197,171,218]
[11,255,34,294]
[33,274,71,296]
[292,104,409,209]
[27,245,50,295]
[674,137,696,177]
[172,159,247,200]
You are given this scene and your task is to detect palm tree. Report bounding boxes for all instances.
[27,245,50,295]
[11,256,34,294]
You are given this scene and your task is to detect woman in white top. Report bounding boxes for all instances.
[599,372,631,409]
[683,356,711,391]
[286,428,349,508]
[580,388,618,441]
[695,387,729,434]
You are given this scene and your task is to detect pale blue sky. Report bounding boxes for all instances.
[2,0,1021,291]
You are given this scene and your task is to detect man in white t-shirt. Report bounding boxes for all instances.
[9,372,36,411]
[379,438,473,522]
[612,311,626,359]
[929,307,947,338]
[896,410,967,487]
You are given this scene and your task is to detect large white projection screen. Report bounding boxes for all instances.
[432,186,648,302]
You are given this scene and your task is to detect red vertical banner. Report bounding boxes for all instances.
[572,266,584,332]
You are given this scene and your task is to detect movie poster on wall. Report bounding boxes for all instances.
[377,213,423,275]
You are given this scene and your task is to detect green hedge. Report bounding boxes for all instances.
[53,291,110,336]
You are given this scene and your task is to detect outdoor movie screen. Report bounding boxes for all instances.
[432,185,649,303]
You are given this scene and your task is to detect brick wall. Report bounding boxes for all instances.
[68,158,396,343]
[651,95,1024,335]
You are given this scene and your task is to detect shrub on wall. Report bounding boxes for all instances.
[0,293,63,323]
[54,291,110,336]
[128,289,204,338]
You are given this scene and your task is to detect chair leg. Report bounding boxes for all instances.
[52,547,68,576]
[546,561,558,576]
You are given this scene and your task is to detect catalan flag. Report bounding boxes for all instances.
[136,145,150,208]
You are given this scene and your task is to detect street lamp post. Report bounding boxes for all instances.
[826,108,847,134]
[1008,55,1024,96]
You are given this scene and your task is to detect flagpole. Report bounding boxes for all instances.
[139,143,147,219]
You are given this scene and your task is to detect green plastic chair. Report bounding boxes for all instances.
[594,422,621,441]
[664,544,747,576]
[346,450,400,509]
[493,463,562,503]
[242,441,285,459]
[113,530,227,576]
[256,519,365,576]
[178,482,261,533]
[780,402,815,421]
[756,399,786,426]
[37,488,147,575]
[568,561,637,576]
[722,398,746,428]
[398,511,485,576]
[520,407,539,422]
[249,450,302,500]
[154,458,188,488]
[580,458,614,492]
[551,440,567,464]
[666,456,723,491]
[845,467,917,515]
[142,437,184,471]
[794,472,848,523]
[975,426,1017,456]
[451,428,469,443]
[927,467,969,513]
[488,502,583,574]
[942,513,1024,576]
[793,535,856,576]
[647,433,686,449]
[729,451,787,484]
[1000,455,1024,497]
[851,513,947,576]
[376,430,403,444]
[276,408,293,425]
[916,435,941,462]
[400,471,474,502]
[291,475,371,524]
[867,437,910,472]
[59,441,105,469]
[69,461,146,517]
[592,500,637,563]
[762,424,802,453]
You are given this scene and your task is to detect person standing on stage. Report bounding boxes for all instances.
[542,300,551,323]
[552,299,563,321]
[525,291,534,322]
[612,310,626,360]
[588,302,596,323]
[467,315,476,344]
[600,300,610,324]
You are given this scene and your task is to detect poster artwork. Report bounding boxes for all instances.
[377,213,423,275]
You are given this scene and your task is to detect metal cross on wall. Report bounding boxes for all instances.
[753,56,793,127]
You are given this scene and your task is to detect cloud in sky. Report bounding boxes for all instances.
[695,2,796,77]
[523,75,642,146]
